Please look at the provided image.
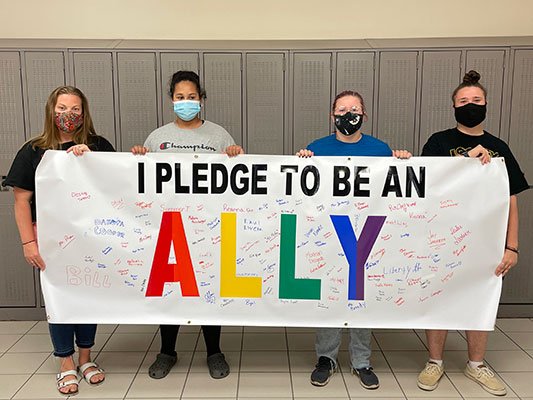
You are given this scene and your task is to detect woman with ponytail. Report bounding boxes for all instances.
[417,71,529,396]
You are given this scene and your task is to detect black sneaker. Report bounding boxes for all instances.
[353,367,379,389]
[310,356,336,386]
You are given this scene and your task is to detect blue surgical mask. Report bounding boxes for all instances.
[173,100,201,121]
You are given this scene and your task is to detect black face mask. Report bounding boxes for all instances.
[334,112,363,136]
[454,103,487,128]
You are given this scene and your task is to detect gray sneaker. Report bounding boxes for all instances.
[310,356,336,386]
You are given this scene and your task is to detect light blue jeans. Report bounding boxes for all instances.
[315,327,372,369]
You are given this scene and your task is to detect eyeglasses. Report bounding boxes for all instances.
[334,106,361,114]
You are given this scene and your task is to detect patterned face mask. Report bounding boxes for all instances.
[55,112,83,132]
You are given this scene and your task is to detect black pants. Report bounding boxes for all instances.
[160,324,221,357]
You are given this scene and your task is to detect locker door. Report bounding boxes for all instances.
[72,52,116,147]
[24,52,66,138]
[0,52,25,173]
[160,53,199,126]
[246,53,285,155]
[501,49,533,303]
[336,52,375,135]
[465,50,505,136]
[0,52,35,307]
[376,52,418,153]
[117,52,158,152]
[0,205,36,306]
[292,53,332,153]
[419,51,462,151]
[203,53,243,146]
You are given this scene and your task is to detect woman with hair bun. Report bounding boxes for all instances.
[417,71,529,396]
[132,70,241,380]
[3,86,113,395]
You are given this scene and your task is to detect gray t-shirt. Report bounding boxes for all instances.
[144,120,235,153]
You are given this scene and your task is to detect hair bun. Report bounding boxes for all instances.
[463,70,481,85]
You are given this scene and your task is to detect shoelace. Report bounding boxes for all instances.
[475,366,495,378]
[424,363,442,376]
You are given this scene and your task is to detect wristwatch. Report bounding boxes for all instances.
[461,150,470,158]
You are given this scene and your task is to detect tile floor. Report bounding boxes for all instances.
[0,318,532,399]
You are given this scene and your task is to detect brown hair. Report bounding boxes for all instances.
[452,70,487,103]
[31,86,98,150]
[332,90,366,114]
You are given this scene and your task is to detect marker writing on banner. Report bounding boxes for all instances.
[145,212,386,302]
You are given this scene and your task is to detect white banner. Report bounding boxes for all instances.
[36,152,508,330]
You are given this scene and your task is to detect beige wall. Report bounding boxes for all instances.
[1,0,532,41]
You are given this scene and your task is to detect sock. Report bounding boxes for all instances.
[468,360,484,369]
[202,325,222,357]
[429,358,443,367]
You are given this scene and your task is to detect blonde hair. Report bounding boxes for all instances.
[30,86,98,150]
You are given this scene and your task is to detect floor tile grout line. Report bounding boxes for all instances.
[7,321,49,400]
[178,327,202,400]
[372,331,410,399]
[120,327,159,400]
[442,371,466,400]
[486,324,533,398]
[283,327,295,400]
[235,326,245,400]
[497,325,533,360]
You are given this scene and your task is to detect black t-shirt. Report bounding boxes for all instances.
[3,136,115,221]
[421,128,529,196]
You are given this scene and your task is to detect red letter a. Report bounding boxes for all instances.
[145,212,200,297]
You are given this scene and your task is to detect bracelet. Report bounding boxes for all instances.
[22,239,35,246]
[505,246,519,254]
[461,150,470,158]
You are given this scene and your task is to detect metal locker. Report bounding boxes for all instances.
[501,49,533,303]
[24,51,66,138]
[72,52,116,147]
[246,53,285,155]
[501,190,533,303]
[376,52,418,153]
[0,52,25,173]
[419,51,462,151]
[0,203,36,306]
[160,53,199,126]
[203,53,243,146]
[508,49,533,178]
[292,52,332,153]
[336,52,375,135]
[117,52,158,152]
[465,50,505,137]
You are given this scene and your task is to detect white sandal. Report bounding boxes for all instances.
[78,362,105,386]
[56,369,79,396]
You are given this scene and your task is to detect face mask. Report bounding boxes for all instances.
[55,112,83,132]
[454,103,486,128]
[173,100,201,121]
[334,112,363,136]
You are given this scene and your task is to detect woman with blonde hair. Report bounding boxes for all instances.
[3,85,114,395]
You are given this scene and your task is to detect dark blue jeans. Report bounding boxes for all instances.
[48,323,97,358]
